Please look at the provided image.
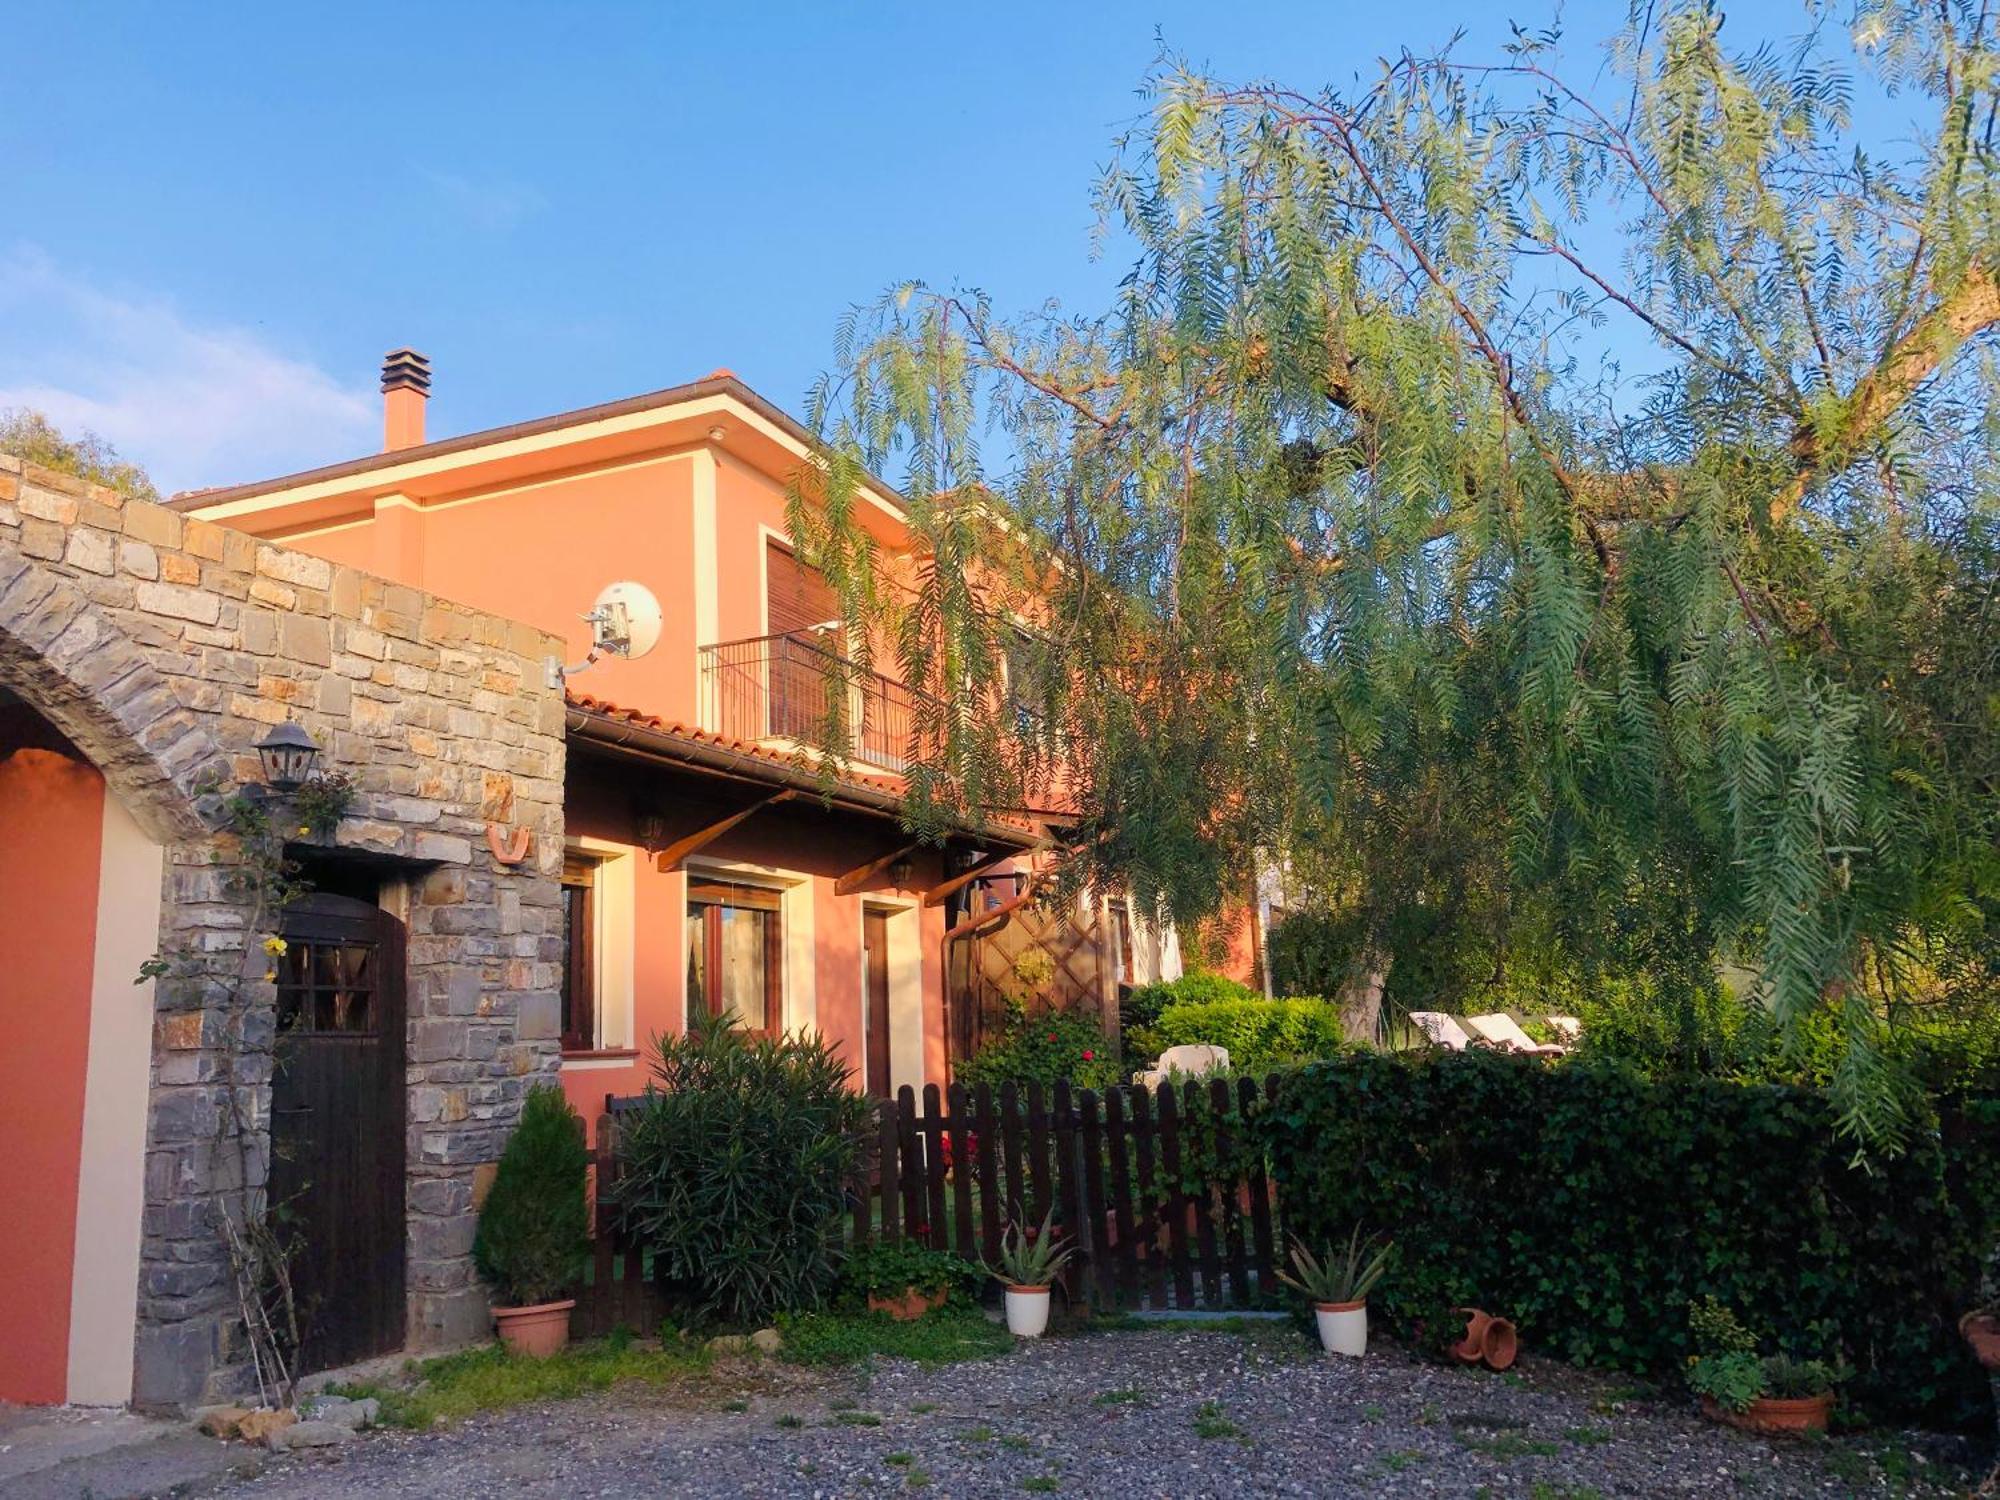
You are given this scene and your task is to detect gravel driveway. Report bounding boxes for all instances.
[201,1325,1969,1499]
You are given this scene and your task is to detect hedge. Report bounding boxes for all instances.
[1265,1050,2000,1429]
[1120,971,1258,1035]
[1151,997,1351,1074]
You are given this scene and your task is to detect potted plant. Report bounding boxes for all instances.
[1277,1225,1393,1357]
[843,1242,978,1321]
[1962,1299,2000,1369]
[473,1083,590,1357]
[1685,1300,1839,1435]
[985,1205,1075,1338]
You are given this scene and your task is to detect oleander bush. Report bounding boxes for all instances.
[611,1013,871,1326]
[1266,1049,2000,1429]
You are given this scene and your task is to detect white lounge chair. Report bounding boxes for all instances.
[1133,1043,1230,1089]
[1545,1014,1582,1042]
[1408,1011,1472,1051]
[1466,1013,1567,1056]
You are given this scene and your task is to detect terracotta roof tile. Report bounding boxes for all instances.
[564,690,910,795]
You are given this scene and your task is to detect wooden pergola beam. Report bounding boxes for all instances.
[833,839,927,897]
[652,789,795,872]
[923,845,1039,909]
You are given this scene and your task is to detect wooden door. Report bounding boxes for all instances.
[863,909,892,1098]
[271,891,407,1375]
[767,542,840,740]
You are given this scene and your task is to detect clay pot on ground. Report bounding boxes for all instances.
[493,1298,575,1357]
[1961,1310,2000,1370]
[1314,1299,1369,1357]
[1701,1394,1833,1436]
[1004,1284,1052,1337]
[867,1285,948,1322]
[1449,1307,1519,1371]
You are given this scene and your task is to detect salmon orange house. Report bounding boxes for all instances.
[179,354,1195,1126]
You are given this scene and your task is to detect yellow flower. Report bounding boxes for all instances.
[298,825,312,837]
[263,969,277,983]
[262,936,288,956]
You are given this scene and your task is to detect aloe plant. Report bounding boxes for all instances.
[1277,1225,1393,1305]
[984,1205,1076,1288]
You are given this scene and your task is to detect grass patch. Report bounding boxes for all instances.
[1564,1425,1612,1447]
[1023,1476,1060,1493]
[1379,1450,1425,1473]
[833,1410,884,1427]
[722,1398,749,1413]
[885,1452,915,1466]
[1530,1486,1605,1500]
[774,1413,805,1429]
[962,1425,995,1442]
[326,1334,707,1428]
[779,1306,1012,1367]
[910,1401,939,1415]
[999,1433,1033,1451]
[1092,1387,1147,1407]
[1458,1432,1562,1459]
[1192,1400,1241,1440]
[905,1467,933,1489]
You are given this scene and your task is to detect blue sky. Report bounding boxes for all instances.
[0,1,1876,493]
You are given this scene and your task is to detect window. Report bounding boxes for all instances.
[1003,628,1045,736]
[276,939,377,1034]
[686,878,784,1034]
[560,855,598,1052]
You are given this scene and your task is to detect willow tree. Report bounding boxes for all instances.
[791,2,2000,1146]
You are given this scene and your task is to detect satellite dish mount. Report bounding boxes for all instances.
[548,580,663,687]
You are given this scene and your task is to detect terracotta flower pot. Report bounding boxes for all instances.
[493,1297,575,1358]
[1961,1311,2000,1370]
[1314,1299,1368,1357]
[868,1285,947,1322]
[1702,1393,1832,1436]
[1449,1307,1519,1370]
[1004,1284,1052,1337]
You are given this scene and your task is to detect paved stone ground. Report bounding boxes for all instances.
[19,1328,1988,1498]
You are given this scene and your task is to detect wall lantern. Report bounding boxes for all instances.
[889,854,915,889]
[255,720,321,793]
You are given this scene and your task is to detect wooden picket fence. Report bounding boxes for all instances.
[572,1075,1286,1337]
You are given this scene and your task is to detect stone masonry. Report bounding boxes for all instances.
[0,453,567,1407]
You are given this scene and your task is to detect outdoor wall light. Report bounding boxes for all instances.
[636,811,669,851]
[889,855,915,889]
[254,720,322,793]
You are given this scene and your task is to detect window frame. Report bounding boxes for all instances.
[685,876,786,1035]
[560,855,600,1053]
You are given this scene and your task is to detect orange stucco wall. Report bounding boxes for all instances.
[0,722,106,1403]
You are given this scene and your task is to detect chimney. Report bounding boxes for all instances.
[381,348,431,451]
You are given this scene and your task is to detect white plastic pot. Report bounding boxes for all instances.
[1314,1299,1368,1357]
[1004,1285,1052,1337]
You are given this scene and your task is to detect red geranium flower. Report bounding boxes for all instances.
[1046,1032,1058,1042]
[1082,1049,1095,1061]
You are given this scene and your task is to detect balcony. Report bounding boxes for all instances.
[698,631,924,774]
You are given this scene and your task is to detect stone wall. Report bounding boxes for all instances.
[0,453,567,1406]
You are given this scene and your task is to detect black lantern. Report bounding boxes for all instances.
[255,720,320,793]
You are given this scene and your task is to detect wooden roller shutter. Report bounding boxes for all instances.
[766,541,838,638]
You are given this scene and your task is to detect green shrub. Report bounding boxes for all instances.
[611,1013,871,1326]
[1152,997,1352,1074]
[957,1005,1121,1092]
[1265,1049,2000,1430]
[1121,972,1257,1036]
[1265,909,1364,998]
[473,1084,589,1307]
[839,1241,981,1301]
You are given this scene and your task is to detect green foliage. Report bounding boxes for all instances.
[775,1304,1013,1366]
[327,1331,706,1427]
[1151,997,1352,1073]
[473,1085,589,1307]
[1266,911,1365,999]
[1265,1050,2000,1428]
[0,408,159,501]
[1688,1297,1756,1356]
[1277,1226,1394,1304]
[1121,972,1257,1035]
[957,1004,1121,1091]
[611,1013,871,1326]
[839,1241,981,1300]
[799,5,2000,1149]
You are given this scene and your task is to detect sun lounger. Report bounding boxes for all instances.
[1408,1011,1472,1051]
[1466,1013,1567,1056]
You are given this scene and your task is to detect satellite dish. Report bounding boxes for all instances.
[585,580,662,660]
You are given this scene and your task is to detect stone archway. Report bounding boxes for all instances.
[0,549,224,844]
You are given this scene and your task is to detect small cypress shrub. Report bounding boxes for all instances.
[473,1083,590,1308]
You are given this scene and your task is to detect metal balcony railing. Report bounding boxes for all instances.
[697,630,923,773]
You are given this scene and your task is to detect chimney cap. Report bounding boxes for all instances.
[381,348,432,394]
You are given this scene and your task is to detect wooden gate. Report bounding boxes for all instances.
[952,884,1115,1059]
[271,891,408,1375]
